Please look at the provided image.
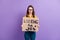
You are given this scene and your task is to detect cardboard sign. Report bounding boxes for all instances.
[22,17,39,32]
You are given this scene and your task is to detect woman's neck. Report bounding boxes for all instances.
[29,14,32,17]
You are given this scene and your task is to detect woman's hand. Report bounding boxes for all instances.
[21,25,23,27]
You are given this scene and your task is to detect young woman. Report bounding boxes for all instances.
[22,5,38,40]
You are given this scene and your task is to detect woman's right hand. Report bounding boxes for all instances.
[21,25,23,27]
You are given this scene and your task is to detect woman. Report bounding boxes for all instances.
[22,5,38,40]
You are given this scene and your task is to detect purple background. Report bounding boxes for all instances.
[0,0,60,40]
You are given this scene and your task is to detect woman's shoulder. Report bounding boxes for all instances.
[35,15,39,20]
[23,15,39,18]
[35,15,38,18]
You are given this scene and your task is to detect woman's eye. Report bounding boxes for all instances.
[29,9,32,10]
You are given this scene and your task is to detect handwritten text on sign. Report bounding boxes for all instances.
[22,17,39,32]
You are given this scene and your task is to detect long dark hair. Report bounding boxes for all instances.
[26,5,35,18]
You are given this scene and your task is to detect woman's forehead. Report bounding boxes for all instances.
[29,7,33,9]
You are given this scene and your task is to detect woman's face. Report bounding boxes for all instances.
[28,7,33,14]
